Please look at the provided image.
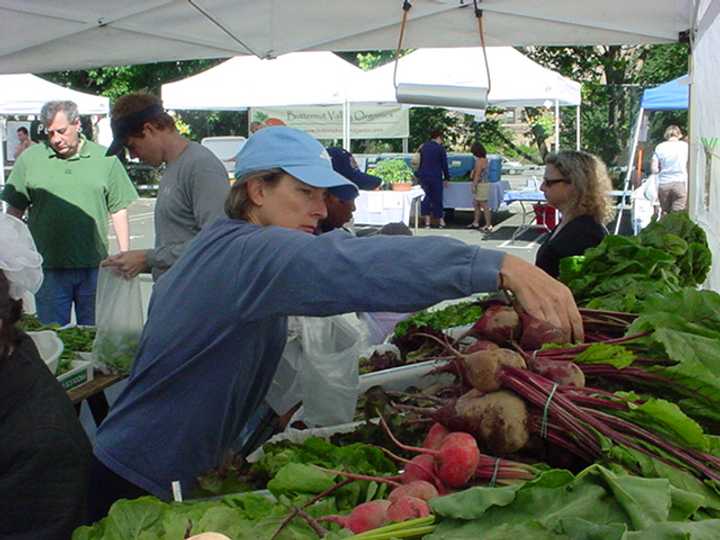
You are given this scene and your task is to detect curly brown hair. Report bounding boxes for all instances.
[545,150,615,224]
[0,271,23,363]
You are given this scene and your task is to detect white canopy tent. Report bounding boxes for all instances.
[0,2,691,74]
[162,47,580,150]
[162,52,363,110]
[688,0,720,291]
[350,47,582,150]
[0,73,110,186]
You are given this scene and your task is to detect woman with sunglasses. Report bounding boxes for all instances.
[535,150,614,278]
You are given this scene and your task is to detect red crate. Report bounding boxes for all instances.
[533,203,558,229]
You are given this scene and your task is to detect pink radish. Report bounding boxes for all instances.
[320,500,391,533]
[380,416,480,488]
[519,311,569,350]
[389,480,439,502]
[387,496,431,522]
[423,422,449,450]
[401,454,438,485]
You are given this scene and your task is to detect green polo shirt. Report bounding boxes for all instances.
[1,138,138,269]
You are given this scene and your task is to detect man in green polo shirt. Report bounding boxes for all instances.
[2,100,138,326]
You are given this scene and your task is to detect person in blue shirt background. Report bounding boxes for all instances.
[416,128,451,228]
[88,127,583,522]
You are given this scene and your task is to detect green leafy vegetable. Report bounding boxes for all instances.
[394,301,484,338]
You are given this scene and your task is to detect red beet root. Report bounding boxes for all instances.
[470,304,521,344]
[463,339,499,354]
[528,357,585,388]
[519,311,569,350]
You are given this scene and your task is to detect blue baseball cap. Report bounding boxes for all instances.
[234,127,358,201]
[327,147,382,192]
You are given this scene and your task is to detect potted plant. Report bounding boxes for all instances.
[370,158,415,191]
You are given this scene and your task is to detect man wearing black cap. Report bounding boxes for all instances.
[101,93,229,280]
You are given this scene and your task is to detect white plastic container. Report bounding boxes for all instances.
[57,360,94,391]
[27,330,64,375]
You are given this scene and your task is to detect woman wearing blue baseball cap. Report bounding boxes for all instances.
[88,127,583,520]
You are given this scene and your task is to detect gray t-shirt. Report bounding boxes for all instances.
[146,141,229,280]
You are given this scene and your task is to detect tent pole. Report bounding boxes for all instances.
[614,107,644,235]
[576,105,581,150]
[342,101,351,151]
[0,117,5,212]
[554,99,560,151]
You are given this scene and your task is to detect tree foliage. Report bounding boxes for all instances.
[523,44,688,166]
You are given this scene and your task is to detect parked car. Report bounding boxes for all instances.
[501,157,524,175]
[201,136,247,176]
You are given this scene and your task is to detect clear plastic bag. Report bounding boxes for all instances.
[92,268,144,374]
[298,314,367,427]
[264,317,304,416]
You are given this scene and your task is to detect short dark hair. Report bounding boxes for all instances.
[16,126,29,135]
[430,129,443,139]
[112,93,175,137]
[471,142,487,158]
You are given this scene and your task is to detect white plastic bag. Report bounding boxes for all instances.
[264,317,304,416]
[92,268,144,374]
[298,314,367,427]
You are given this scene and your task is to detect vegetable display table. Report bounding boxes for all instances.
[68,371,127,425]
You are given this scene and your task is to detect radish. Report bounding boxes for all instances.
[386,496,431,522]
[187,535,231,540]
[320,500,391,533]
[389,480,439,502]
[422,422,449,450]
[468,303,521,343]
[519,311,569,350]
[380,416,480,488]
[401,454,439,485]
[528,357,585,388]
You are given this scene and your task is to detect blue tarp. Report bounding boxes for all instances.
[640,75,689,111]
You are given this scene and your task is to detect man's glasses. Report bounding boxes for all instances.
[542,177,570,187]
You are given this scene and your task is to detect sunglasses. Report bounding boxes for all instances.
[542,177,570,187]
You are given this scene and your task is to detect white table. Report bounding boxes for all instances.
[353,186,424,228]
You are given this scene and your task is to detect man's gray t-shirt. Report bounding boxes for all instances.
[146,141,229,280]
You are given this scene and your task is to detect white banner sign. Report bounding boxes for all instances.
[251,104,409,139]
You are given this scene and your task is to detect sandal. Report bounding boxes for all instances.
[483,226,494,233]
[466,223,480,229]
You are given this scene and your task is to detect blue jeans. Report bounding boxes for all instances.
[35,267,99,326]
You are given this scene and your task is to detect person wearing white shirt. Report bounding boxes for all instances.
[651,125,689,215]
